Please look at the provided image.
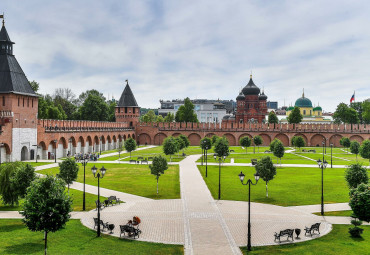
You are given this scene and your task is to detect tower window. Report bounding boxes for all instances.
[2,96,5,106]
[27,98,29,107]
[18,97,20,106]
[125,107,128,113]
[133,108,135,114]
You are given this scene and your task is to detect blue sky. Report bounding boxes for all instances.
[2,0,370,111]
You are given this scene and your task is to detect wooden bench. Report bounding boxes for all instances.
[274,229,294,242]
[95,200,104,210]
[251,159,258,165]
[129,159,136,164]
[305,223,320,236]
[230,149,235,153]
[141,160,148,164]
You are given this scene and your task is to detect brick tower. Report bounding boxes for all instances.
[0,18,38,161]
[115,80,140,127]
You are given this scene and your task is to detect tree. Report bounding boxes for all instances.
[333,103,350,124]
[360,140,370,166]
[175,105,185,122]
[273,141,285,165]
[268,111,279,127]
[255,156,277,197]
[340,137,351,153]
[0,162,34,206]
[345,163,368,189]
[362,101,370,124]
[253,135,263,153]
[346,108,360,126]
[291,136,297,150]
[287,106,303,125]
[117,142,124,159]
[175,98,198,122]
[175,137,185,156]
[239,136,251,154]
[294,136,306,152]
[211,135,220,145]
[29,80,39,93]
[350,141,360,160]
[75,89,105,107]
[149,155,168,194]
[124,138,137,159]
[164,112,175,123]
[107,100,117,122]
[142,110,156,123]
[78,93,109,121]
[349,183,370,222]
[214,137,230,157]
[57,158,79,193]
[179,134,190,152]
[350,102,363,124]
[156,115,164,123]
[269,138,280,152]
[22,175,72,255]
[163,136,178,162]
[200,137,212,150]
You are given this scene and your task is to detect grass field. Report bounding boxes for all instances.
[38,163,180,199]
[0,219,183,255]
[0,189,106,212]
[313,210,353,217]
[242,224,370,254]
[197,165,357,206]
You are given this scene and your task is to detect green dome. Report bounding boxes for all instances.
[287,106,294,111]
[295,93,312,108]
[313,106,322,111]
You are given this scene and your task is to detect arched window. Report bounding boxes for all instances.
[303,110,306,115]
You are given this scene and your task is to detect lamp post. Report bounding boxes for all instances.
[238,170,260,251]
[91,165,107,237]
[53,139,57,163]
[330,143,333,168]
[0,143,4,166]
[81,157,89,211]
[32,144,39,163]
[317,158,328,216]
[201,140,206,166]
[99,136,102,155]
[214,154,227,200]
[69,138,72,157]
[205,145,209,177]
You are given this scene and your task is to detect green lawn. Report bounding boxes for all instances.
[198,165,355,206]
[0,189,106,212]
[313,210,353,217]
[242,224,370,254]
[38,163,180,199]
[0,219,183,255]
[17,162,54,167]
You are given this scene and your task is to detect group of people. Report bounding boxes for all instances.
[73,152,100,162]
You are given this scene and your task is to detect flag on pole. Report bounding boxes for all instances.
[350,92,355,103]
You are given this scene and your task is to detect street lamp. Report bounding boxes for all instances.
[91,165,107,237]
[201,140,206,166]
[214,154,227,200]
[69,138,72,157]
[81,157,89,211]
[53,139,58,163]
[0,143,4,166]
[330,143,333,168]
[317,158,328,216]
[32,144,39,163]
[99,136,102,155]
[238,170,260,251]
[205,145,209,177]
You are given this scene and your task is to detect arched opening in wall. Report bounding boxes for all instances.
[293,134,308,147]
[128,134,131,138]
[21,146,29,161]
[275,134,289,146]
[1,143,11,162]
[329,134,342,147]
[30,149,35,160]
[132,134,135,139]
[350,135,364,143]
[223,133,236,146]
[123,135,127,141]
[259,134,271,146]
[154,133,167,145]
[172,133,181,137]
[138,133,151,145]
[188,133,202,146]
[38,141,47,160]
[238,133,252,144]
[68,136,77,156]
[310,134,325,147]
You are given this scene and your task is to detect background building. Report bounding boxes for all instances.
[267,101,278,110]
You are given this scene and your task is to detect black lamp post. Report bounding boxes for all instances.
[53,139,57,163]
[201,140,206,166]
[205,145,209,177]
[317,158,328,216]
[92,165,107,237]
[238,170,260,251]
[69,138,72,157]
[330,143,333,168]
[214,154,227,200]
[81,157,89,211]
[32,144,39,163]
[99,136,102,155]
[0,143,4,166]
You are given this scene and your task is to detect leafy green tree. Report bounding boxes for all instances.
[214,137,230,158]
[124,138,137,159]
[156,115,164,123]
[239,136,252,154]
[21,175,72,255]
[0,162,33,206]
[175,137,185,156]
[200,137,212,160]
[76,89,105,106]
[175,105,185,122]
[179,134,190,152]
[253,135,263,153]
[360,140,370,166]
[333,103,350,124]
[164,112,175,123]
[149,155,168,194]
[273,141,285,164]
[78,93,109,121]
[350,141,361,160]
[268,111,279,126]
[175,98,198,122]
[291,136,297,150]
[349,183,370,222]
[294,136,305,152]
[29,80,39,93]
[211,135,220,145]
[346,107,360,126]
[350,102,363,124]
[107,100,117,122]
[340,137,351,153]
[12,164,36,199]
[287,106,303,124]
[163,136,178,162]
[142,110,156,123]
[57,158,79,193]
[362,101,370,124]
[269,138,280,152]
[255,156,276,197]
[345,163,368,188]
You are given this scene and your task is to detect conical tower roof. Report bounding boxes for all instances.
[117,80,138,107]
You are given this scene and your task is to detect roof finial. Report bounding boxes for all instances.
[302,88,305,98]
[250,70,252,79]
[0,13,4,27]
[125,79,129,86]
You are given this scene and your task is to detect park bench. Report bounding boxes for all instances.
[302,149,307,152]
[264,150,271,153]
[119,216,142,239]
[251,159,258,165]
[129,159,136,164]
[274,229,294,242]
[100,220,109,232]
[93,217,99,229]
[108,195,122,205]
[141,159,148,164]
[230,149,235,152]
[305,223,321,236]
[182,153,186,157]
[95,200,104,210]
[148,157,153,161]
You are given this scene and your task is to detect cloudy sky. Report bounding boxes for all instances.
[2,0,370,111]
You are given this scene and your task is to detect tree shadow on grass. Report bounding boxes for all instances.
[350,236,365,242]
[0,224,24,233]
[4,243,43,254]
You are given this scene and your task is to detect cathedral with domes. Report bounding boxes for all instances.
[223,75,268,123]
